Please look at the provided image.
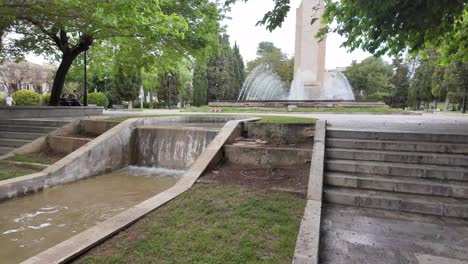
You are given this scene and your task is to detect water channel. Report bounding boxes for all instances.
[0,166,182,263]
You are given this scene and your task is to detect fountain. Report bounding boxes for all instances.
[238,64,288,101]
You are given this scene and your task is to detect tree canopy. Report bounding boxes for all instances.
[0,0,222,105]
[226,0,467,63]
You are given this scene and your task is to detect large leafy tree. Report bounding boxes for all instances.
[246,41,293,85]
[389,58,410,109]
[0,0,221,105]
[344,57,394,101]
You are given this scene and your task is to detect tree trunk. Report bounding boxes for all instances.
[49,52,75,106]
[445,96,450,110]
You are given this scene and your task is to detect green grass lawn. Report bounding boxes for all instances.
[6,154,56,165]
[183,106,410,114]
[106,114,317,124]
[76,184,306,264]
[0,163,39,181]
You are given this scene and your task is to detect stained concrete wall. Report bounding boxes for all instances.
[225,145,312,166]
[77,120,120,137]
[245,123,315,145]
[47,136,92,155]
[0,106,103,119]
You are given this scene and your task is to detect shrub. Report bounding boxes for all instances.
[12,90,41,106]
[134,101,152,109]
[42,93,51,106]
[88,92,109,108]
[0,95,6,106]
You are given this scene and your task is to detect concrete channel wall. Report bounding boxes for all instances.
[22,117,257,264]
[0,116,251,201]
[293,120,327,264]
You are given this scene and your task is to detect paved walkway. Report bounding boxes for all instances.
[104,110,468,134]
[320,205,468,264]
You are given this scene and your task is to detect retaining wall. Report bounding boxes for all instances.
[0,106,103,119]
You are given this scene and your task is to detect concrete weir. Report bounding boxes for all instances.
[14,116,257,264]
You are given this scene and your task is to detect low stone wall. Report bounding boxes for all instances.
[209,101,387,108]
[0,106,103,119]
[78,120,120,137]
[245,123,315,145]
[224,145,312,166]
[47,136,92,155]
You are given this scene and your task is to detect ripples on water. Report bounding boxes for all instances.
[0,166,182,263]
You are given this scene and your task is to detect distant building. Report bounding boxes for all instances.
[0,61,55,95]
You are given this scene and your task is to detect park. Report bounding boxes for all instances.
[0,0,467,263]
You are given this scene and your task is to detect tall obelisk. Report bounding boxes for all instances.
[293,0,326,100]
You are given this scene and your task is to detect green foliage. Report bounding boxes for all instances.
[344,57,394,101]
[247,42,293,85]
[388,59,410,109]
[88,92,109,108]
[0,0,223,105]
[0,94,5,106]
[113,64,142,103]
[12,90,41,106]
[157,71,182,108]
[41,93,51,106]
[192,60,209,106]
[206,35,246,101]
[321,0,467,63]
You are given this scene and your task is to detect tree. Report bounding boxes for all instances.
[206,34,245,101]
[158,71,182,109]
[344,57,394,101]
[0,0,222,105]
[443,62,468,112]
[192,59,209,106]
[389,58,410,109]
[113,64,142,109]
[246,42,293,85]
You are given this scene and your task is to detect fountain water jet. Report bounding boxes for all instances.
[238,64,288,101]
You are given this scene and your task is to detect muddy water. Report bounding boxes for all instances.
[0,166,182,264]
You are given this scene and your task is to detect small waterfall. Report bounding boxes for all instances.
[133,128,218,169]
[238,64,288,101]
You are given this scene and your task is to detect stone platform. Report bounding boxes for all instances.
[208,100,387,109]
[0,106,103,119]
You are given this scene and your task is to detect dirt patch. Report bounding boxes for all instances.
[200,161,310,195]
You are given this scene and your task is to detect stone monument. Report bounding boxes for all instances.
[292,0,327,100]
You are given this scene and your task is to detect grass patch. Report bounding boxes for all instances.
[0,163,39,181]
[76,184,306,264]
[184,106,410,114]
[106,114,316,124]
[6,154,56,165]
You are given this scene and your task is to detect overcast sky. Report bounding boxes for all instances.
[224,0,373,69]
[27,0,374,69]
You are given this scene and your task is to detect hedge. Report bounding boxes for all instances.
[88,92,109,108]
[12,90,41,106]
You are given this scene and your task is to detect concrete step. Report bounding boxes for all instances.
[325,172,468,199]
[0,125,57,134]
[325,159,468,182]
[326,138,468,154]
[0,119,68,127]
[0,131,45,140]
[326,148,468,167]
[327,129,468,144]
[0,147,15,155]
[323,187,468,218]
[0,138,30,148]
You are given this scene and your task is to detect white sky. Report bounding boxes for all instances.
[224,0,373,69]
[26,0,375,69]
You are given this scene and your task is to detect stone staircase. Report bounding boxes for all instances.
[0,119,68,155]
[323,129,468,219]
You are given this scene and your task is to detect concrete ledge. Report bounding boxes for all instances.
[293,120,326,264]
[47,136,92,155]
[224,145,312,166]
[21,117,259,264]
[0,106,103,119]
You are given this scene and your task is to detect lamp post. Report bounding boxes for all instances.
[83,49,88,106]
[167,73,172,110]
[103,76,108,93]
